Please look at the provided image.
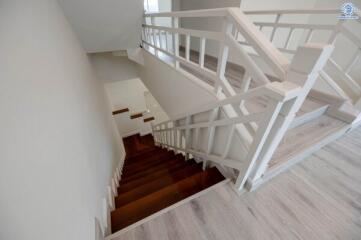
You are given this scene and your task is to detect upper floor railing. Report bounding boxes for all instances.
[142,8,290,94]
[142,8,292,144]
[244,9,361,109]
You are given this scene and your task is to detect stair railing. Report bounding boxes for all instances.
[153,81,301,191]
[244,9,361,114]
[142,8,291,147]
[152,43,334,191]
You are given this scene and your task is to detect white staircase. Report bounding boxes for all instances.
[133,7,361,191]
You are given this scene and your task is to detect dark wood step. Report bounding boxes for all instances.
[130,112,143,119]
[124,148,167,166]
[123,153,183,177]
[111,167,225,232]
[143,116,155,122]
[124,151,175,175]
[115,163,203,208]
[112,108,129,115]
[117,160,196,194]
[121,156,185,183]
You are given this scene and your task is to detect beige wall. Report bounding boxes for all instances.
[0,1,123,239]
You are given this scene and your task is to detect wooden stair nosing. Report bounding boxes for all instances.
[115,163,203,208]
[117,160,196,193]
[121,156,185,183]
[111,167,225,232]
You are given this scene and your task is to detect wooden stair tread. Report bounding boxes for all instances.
[111,167,225,232]
[121,156,185,183]
[115,163,203,208]
[124,148,167,166]
[112,108,129,115]
[117,160,196,193]
[269,115,347,169]
[123,152,177,176]
[143,116,155,122]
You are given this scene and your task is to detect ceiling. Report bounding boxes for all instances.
[58,0,144,53]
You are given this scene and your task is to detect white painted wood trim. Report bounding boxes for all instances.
[244,9,339,15]
[249,124,349,191]
[288,105,329,129]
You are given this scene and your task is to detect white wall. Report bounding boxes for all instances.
[144,91,170,125]
[90,53,139,83]
[105,79,148,112]
[90,53,169,136]
[137,50,218,119]
[177,0,242,59]
[0,1,124,240]
[58,0,144,53]
[104,78,152,137]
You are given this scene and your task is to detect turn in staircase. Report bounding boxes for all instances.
[140,7,361,192]
[111,134,225,233]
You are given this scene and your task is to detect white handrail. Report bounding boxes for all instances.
[144,8,229,18]
[244,9,339,15]
[227,8,289,77]
[244,8,361,109]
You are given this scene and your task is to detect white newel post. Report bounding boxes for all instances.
[245,43,334,190]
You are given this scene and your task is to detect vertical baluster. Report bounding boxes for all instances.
[141,28,145,42]
[144,27,148,44]
[165,32,169,52]
[194,127,200,151]
[151,17,158,56]
[185,34,191,61]
[204,107,219,170]
[199,37,206,68]
[270,14,281,42]
[284,28,294,49]
[184,116,191,160]
[305,29,314,43]
[216,19,233,94]
[173,127,177,153]
[239,72,252,107]
[159,31,163,50]
[172,17,180,68]
[221,125,235,159]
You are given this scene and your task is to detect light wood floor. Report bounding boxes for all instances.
[112,127,361,240]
